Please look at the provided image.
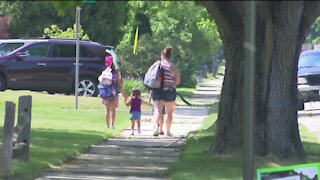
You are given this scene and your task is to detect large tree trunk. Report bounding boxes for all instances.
[199,1,320,159]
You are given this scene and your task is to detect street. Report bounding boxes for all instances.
[299,102,320,138]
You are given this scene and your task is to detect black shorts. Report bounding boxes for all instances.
[152,89,176,102]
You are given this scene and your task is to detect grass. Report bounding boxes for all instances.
[168,102,320,180]
[0,90,133,180]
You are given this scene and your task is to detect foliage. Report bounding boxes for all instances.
[0,1,128,46]
[43,24,89,39]
[80,1,129,46]
[307,16,320,44]
[0,1,75,38]
[122,79,147,96]
[117,1,222,88]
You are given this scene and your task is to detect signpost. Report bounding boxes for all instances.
[243,1,256,180]
[75,6,81,110]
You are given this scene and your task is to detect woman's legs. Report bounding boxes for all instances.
[106,105,111,128]
[106,99,117,129]
[159,113,164,134]
[153,100,165,136]
[164,101,176,136]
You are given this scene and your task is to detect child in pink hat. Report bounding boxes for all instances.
[105,55,113,67]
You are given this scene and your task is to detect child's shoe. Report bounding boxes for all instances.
[153,128,159,136]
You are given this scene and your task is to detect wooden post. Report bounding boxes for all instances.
[0,102,16,175]
[13,95,32,162]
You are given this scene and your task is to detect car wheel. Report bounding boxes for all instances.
[77,77,98,97]
[0,75,7,91]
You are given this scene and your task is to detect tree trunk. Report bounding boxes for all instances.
[200,1,320,159]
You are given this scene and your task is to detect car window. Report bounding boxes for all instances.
[80,46,95,58]
[299,53,320,68]
[23,44,49,58]
[52,44,76,58]
[0,43,24,56]
[52,44,96,58]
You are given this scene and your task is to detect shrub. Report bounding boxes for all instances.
[123,79,147,96]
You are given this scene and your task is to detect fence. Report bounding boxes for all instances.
[0,95,32,175]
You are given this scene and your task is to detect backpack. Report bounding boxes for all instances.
[98,68,117,99]
[144,60,163,89]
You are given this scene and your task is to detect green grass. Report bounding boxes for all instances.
[168,102,320,180]
[0,90,133,179]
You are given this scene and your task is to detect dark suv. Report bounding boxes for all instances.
[297,50,320,109]
[0,38,113,97]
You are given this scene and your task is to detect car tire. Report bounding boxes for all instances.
[77,77,98,97]
[0,75,6,91]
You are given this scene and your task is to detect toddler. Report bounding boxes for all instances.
[126,87,150,135]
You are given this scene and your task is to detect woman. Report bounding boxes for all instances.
[152,45,180,136]
[102,55,128,129]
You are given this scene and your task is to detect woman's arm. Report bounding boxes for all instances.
[115,71,128,101]
[125,98,132,106]
[171,64,180,86]
[141,99,151,106]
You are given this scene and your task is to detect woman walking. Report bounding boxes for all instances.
[151,45,180,136]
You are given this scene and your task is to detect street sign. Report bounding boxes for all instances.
[257,163,320,180]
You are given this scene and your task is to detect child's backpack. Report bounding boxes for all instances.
[98,68,117,99]
[144,60,163,89]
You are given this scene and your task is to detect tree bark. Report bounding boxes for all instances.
[200,1,320,159]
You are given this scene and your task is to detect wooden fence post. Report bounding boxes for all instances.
[12,95,32,162]
[0,102,16,175]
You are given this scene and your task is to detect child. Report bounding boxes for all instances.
[126,87,150,135]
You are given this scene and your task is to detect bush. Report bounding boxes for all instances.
[123,79,147,96]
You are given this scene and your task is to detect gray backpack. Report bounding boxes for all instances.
[144,60,163,89]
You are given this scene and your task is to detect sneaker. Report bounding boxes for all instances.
[111,126,115,129]
[153,128,159,136]
[159,131,164,135]
[138,129,141,134]
[131,131,134,135]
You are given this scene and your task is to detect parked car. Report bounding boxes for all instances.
[297,49,320,110]
[0,38,116,97]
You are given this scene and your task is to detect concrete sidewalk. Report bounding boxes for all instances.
[35,79,221,180]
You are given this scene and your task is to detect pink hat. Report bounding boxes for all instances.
[105,55,113,67]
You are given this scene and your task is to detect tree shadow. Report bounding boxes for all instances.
[1,128,108,180]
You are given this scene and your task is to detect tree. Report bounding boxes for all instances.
[43,24,89,39]
[117,1,222,87]
[1,1,75,38]
[307,16,320,45]
[199,1,320,159]
[80,1,128,46]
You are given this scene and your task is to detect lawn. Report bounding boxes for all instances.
[0,90,132,179]
[168,102,320,180]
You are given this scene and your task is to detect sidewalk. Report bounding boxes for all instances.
[35,79,221,180]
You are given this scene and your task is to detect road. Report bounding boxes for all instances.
[299,102,320,138]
